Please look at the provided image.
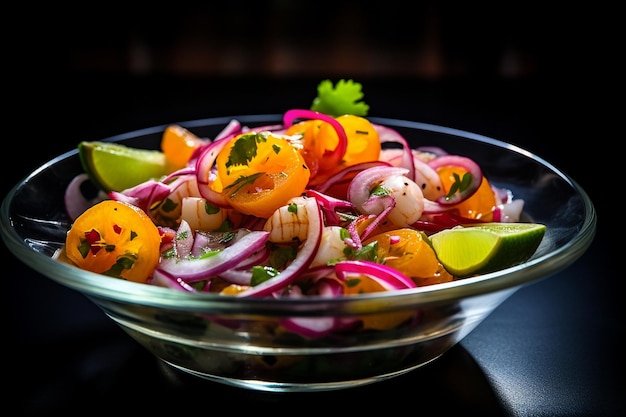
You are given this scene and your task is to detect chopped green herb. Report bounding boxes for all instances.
[445,172,473,201]
[204,200,220,215]
[269,245,298,269]
[370,185,390,197]
[162,246,176,259]
[218,231,238,244]
[345,241,379,262]
[345,278,362,288]
[103,253,136,278]
[310,79,370,117]
[251,265,280,286]
[224,172,265,197]
[226,133,265,169]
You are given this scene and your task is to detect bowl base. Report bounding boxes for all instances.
[161,356,442,392]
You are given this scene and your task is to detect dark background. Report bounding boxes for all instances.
[4,2,621,415]
[8,2,615,202]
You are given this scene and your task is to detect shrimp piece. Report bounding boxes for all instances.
[377,174,425,227]
[180,197,230,232]
[263,197,309,243]
[380,148,444,201]
[412,153,445,201]
[309,226,350,268]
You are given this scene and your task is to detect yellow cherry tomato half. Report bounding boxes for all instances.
[215,131,310,218]
[437,166,496,221]
[161,124,206,171]
[363,228,454,285]
[286,119,323,178]
[287,115,381,183]
[65,200,162,283]
[318,114,381,171]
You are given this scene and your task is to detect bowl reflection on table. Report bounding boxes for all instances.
[0,115,596,392]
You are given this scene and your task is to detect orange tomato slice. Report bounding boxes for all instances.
[287,115,381,185]
[363,228,454,285]
[215,132,310,218]
[286,119,323,178]
[65,200,162,283]
[161,124,206,171]
[437,166,496,221]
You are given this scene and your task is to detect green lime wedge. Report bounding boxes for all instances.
[78,141,169,192]
[429,222,546,277]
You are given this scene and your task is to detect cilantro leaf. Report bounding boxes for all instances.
[226,133,262,168]
[223,172,265,197]
[310,79,370,117]
[444,172,473,201]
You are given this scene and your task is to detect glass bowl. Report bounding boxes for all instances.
[0,114,596,392]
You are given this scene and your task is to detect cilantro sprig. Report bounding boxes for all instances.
[310,79,370,117]
[225,133,267,169]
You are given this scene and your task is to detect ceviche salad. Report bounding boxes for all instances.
[59,79,546,315]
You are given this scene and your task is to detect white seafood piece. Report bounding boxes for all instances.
[181,196,230,231]
[263,197,309,243]
[377,174,425,227]
[309,226,350,268]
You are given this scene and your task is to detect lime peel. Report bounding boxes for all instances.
[78,141,169,192]
[429,222,546,277]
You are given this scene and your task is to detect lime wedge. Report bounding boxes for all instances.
[78,141,169,192]
[429,222,546,277]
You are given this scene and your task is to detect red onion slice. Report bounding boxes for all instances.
[334,260,417,290]
[172,219,194,259]
[214,119,242,140]
[150,269,199,292]
[373,123,415,180]
[312,160,391,194]
[194,137,232,208]
[109,179,172,214]
[157,230,270,282]
[283,109,348,167]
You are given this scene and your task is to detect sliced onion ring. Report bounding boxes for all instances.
[195,137,232,208]
[157,230,270,282]
[334,260,416,290]
[283,109,348,167]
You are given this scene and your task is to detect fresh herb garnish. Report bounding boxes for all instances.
[445,172,473,201]
[251,265,280,286]
[225,133,267,169]
[310,79,370,117]
[370,185,390,197]
[223,172,265,197]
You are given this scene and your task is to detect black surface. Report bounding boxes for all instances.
[4,73,621,415]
